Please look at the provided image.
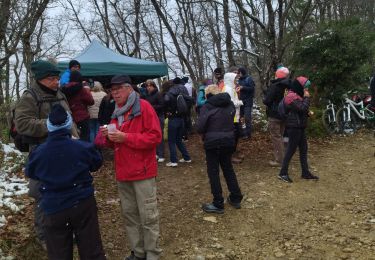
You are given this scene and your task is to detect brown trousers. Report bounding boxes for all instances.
[268,118,285,163]
[117,178,162,260]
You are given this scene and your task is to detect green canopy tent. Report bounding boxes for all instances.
[57,40,168,85]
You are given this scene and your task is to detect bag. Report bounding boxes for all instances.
[278,98,288,120]
[176,93,189,115]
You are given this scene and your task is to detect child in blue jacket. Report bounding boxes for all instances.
[26,104,106,260]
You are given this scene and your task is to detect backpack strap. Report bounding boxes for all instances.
[25,88,65,119]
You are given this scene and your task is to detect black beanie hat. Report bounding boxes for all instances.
[49,104,68,125]
[31,60,60,80]
[238,67,248,76]
[70,71,83,83]
[69,60,81,69]
[173,77,183,85]
[214,67,223,74]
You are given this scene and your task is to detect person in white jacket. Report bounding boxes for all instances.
[88,81,107,142]
[223,72,243,163]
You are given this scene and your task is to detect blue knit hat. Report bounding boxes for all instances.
[47,104,72,132]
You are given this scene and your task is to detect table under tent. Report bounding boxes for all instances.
[57,39,168,86]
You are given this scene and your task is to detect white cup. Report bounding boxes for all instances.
[107,123,117,133]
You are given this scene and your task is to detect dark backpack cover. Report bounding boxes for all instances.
[176,93,189,115]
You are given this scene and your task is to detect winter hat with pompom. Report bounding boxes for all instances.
[275,67,290,79]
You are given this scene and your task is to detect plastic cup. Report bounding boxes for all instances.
[107,123,117,133]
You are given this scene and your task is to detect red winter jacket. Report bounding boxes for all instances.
[104,99,162,181]
[66,84,94,123]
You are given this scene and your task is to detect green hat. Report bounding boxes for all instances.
[31,60,60,80]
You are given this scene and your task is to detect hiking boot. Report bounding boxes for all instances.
[179,158,192,163]
[301,173,319,180]
[166,162,178,167]
[278,175,293,183]
[124,251,146,260]
[201,203,224,214]
[268,160,281,167]
[231,157,242,164]
[227,196,241,209]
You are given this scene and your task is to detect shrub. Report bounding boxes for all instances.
[306,107,327,138]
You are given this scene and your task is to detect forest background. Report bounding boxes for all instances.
[0,0,374,138]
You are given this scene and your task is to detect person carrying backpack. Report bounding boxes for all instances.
[14,60,78,249]
[164,78,192,167]
[263,67,291,167]
[278,76,319,183]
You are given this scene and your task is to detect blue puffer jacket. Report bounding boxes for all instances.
[59,69,71,86]
[26,128,103,215]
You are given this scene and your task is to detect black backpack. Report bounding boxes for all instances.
[176,93,189,115]
[277,97,288,121]
[9,89,64,152]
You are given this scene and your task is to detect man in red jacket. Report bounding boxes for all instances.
[99,75,162,260]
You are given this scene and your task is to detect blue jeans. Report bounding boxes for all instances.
[157,116,165,158]
[242,100,253,137]
[168,117,191,163]
[89,119,100,142]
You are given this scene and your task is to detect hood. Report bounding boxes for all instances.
[207,93,232,107]
[223,72,237,90]
[285,90,303,105]
[238,67,248,78]
[272,78,291,89]
[290,79,304,97]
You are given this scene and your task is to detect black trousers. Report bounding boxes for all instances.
[279,128,310,176]
[233,123,241,152]
[205,146,243,208]
[44,196,106,260]
[77,119,90,142]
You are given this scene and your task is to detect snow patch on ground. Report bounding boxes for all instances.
[0,142,28,228]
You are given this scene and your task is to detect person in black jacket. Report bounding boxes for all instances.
[164,79,192,167]
[197,85,243,214]
[98,92,115,126]
[278,77,319,183]
[145,79,166,162]
[263,67,291,166]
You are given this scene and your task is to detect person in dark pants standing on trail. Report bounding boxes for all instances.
[197,85,243,214]
[278,77,319,183]
[236,67,255,139]
[26,104,105,260]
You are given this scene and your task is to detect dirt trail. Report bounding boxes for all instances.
[2,130,375,259]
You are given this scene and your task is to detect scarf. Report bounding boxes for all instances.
[111,91,141,125]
